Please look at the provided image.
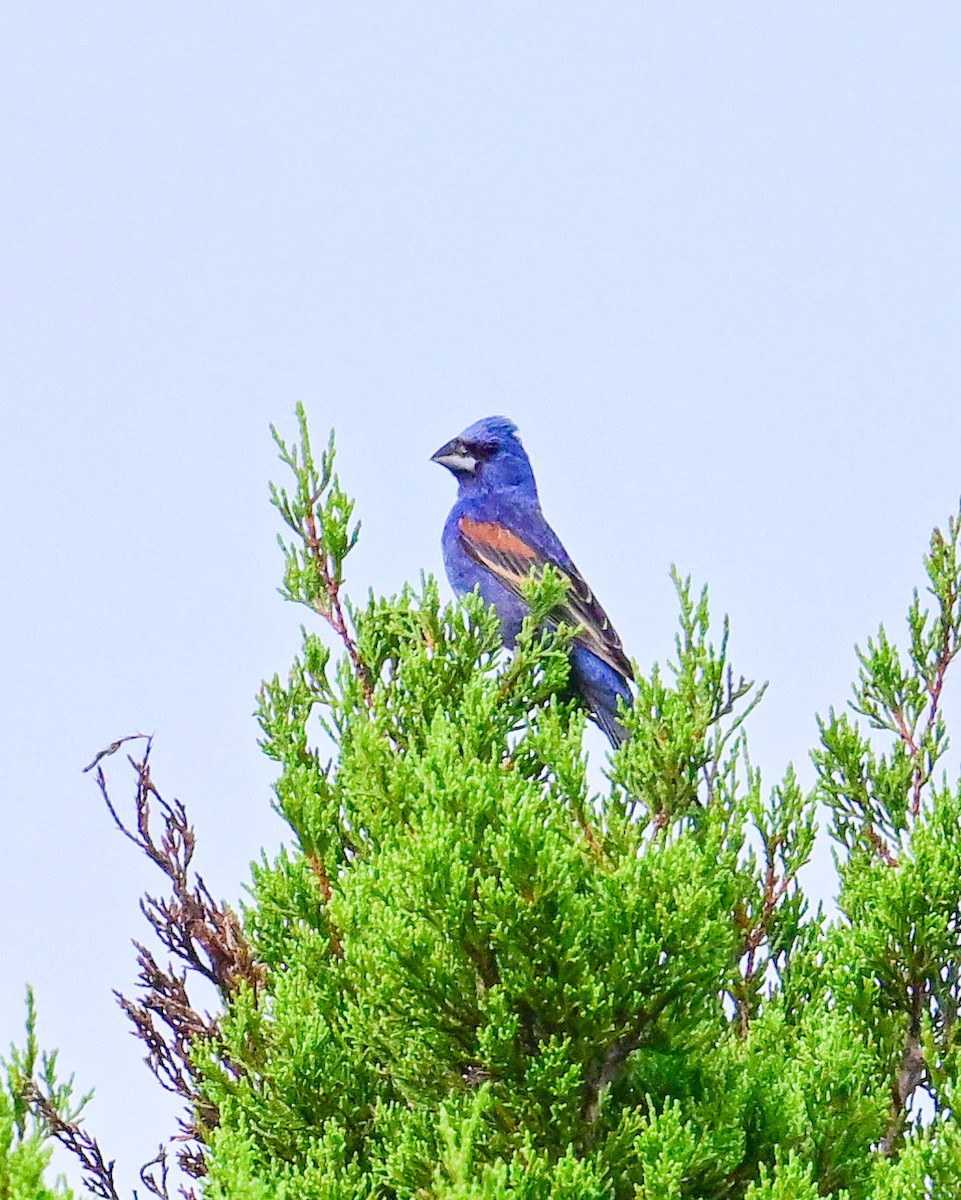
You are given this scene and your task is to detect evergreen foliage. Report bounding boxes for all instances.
[1,991,76,1200]
[15,408,961,1197]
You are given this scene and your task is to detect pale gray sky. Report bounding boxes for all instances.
[2,4,960,1193]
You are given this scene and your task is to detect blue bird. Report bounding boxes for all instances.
[432,416,633,746]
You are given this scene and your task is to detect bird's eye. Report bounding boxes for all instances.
[467,440,499,461]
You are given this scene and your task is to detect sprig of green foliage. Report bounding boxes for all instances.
[2,990,78,1200]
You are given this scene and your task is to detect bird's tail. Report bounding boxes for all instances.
[568,644,633,749]
[591,701,630,749]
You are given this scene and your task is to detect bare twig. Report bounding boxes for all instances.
[83,733,150,775]
[583,1029,645,1125]
[880,991,926,1155]
[88,738,266,1180]
[139,1147,171,1199]
[306,852,343,957]
[22,1079,122,1200]
[573,806,605,861]
[582,991,678,1124]
[93,740,265,999]
[865,823,900,869]
[137,1146,201,1200]
[732,834,798,1037]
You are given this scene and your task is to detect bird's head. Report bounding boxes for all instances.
[431,416,536,495]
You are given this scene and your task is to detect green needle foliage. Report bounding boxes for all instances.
[1,991,76,1200]
[197,410,961,1198]
[15,409,961,1198]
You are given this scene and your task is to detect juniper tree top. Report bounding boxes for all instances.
[14,408,961,1200]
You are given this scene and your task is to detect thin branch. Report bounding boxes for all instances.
[94,740,265,999]
[88,738,266,1180]
[21,1080,122,1200]
[302,497,373,704]
[306,852,343,957]
[880,990,926,1156]
[82,733,150,775]
[583,1030,644,1125]
[582,990,678,1124]
[865,823,900,869]
[732,831,799,1037]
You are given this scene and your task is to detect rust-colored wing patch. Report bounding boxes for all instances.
[458,517,538,559]
[457,515,633,682]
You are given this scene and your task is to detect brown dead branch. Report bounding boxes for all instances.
[75,736,267,1183]
[21,1079,122,1200]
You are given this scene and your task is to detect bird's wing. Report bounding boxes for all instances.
[457,516,634,681]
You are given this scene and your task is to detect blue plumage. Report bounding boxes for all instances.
[432,416,633,746]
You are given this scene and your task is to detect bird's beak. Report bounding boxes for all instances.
[430,438,478,474]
